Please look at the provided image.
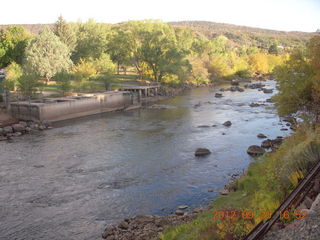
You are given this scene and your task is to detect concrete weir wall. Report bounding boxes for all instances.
[10,91,135,122]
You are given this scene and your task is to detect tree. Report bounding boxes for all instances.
[134,20,188,82]
[274,50,314,118]
[72,20,111,63]
[53,71,73,96]
[17,72,41,98]
[107,27,133,74]
[307,36,320,121]
[188,56,209,85]
[92,54,116,90]
[24,27,72,83]
[54,15,77,52]
[0,26,30,67]
[268,44,279,55]
[248,53,269,74]
[1,62,22,90]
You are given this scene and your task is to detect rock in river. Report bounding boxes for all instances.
[223,121,232,127]
[247,145,265,156]
[195,148,211,157]
[215,93,223,98]
[263,88,273,94]
[261,139,272,148]
[257,133,267,138]
[178,205,189,210]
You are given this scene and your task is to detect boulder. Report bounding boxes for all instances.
[0,128,3,136]
[223,121,232,127]
[266,98,273,103]
[197,125,211,128]
[0,136,8,141]
[195,148,211,157]
[215,93,223,98]
[118,221,129,230]
[257,133,267,138]
[261,139,272,148]
[247,145,265,156]
[231,80,239,86]
[178,205,189,210]
[3,126,13,134]
[12,124,26,133]
[219,189,229,195]
[19,121,28,128]
[38,125,46,131]
[263,88,273,94]
[280,128,288,131]
[175,210,184,216]
[219,88,225,92]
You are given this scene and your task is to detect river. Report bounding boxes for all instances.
[0,81,290,240]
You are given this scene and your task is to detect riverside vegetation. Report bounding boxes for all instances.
[0,18,315,98]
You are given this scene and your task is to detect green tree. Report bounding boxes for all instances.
[92,54,116,90]
[17,72,40,98]
[268,44,279,55]
[72,20,111,63]
[24,27,72,83]
[1,62,22,90]
[54,15,77,52]
[53,71,73,96]
[274,50,314,118]
[107,27,133,74]
[0,26,30,67]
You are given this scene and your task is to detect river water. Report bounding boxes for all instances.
[0,81,290,240]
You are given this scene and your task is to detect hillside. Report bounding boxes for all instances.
[169,21,317,48]
[0,21,317,49]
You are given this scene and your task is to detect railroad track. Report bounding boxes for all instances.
[242,160,320,240]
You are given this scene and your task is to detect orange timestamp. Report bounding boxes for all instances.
[211,209,308,220]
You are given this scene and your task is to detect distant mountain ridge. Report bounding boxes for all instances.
[169,21,315,39]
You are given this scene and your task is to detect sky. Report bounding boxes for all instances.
[1,0,319,32]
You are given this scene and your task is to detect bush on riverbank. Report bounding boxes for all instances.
[160,124,320,240]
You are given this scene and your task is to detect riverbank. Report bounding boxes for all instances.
[160,124,320,240]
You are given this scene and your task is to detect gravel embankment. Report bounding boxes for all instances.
[264,194,320,240]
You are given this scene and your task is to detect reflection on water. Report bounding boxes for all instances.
[0,81,290,240]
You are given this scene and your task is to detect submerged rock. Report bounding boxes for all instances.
[247,145,265,156]
[250,103,261,107]
[215,93,223,98]
[148,104,176,109]
[223,121,232,127]
[195,148,211,157]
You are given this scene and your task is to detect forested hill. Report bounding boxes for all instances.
[169,21,317,47]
